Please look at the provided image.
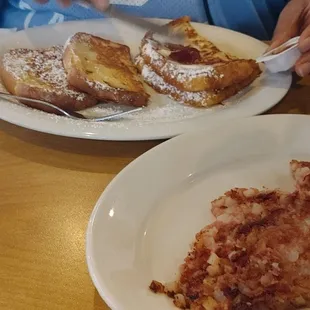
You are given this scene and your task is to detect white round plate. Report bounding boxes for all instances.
[87,114,310,309]
[0,19,291,141]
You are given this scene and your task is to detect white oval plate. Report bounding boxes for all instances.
[86,114,310,309]
[0,19,291,141]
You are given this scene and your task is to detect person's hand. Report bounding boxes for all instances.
[269,0,310,77]
[37,0,110,11]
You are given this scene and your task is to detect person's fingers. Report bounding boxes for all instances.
[295,51,310,76]
[299,21,310,53]
[267,26,298,52]
[267,0,303,51]
[91,0,109,11]
[267,37,289,52]
[299,33,310,53]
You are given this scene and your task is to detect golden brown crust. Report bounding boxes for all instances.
[0,46,97,113]
[168,16,191,27]
[63,32,150,107]
[64,54,148,107]
[140,17,261,92]
[0,62,16,95]
[0,63,97,114]
[167,16,234,61]
[135,56,261,108]
[14,83,97,113]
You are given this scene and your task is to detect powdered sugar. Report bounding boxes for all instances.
[64,34,74,51]
[2,45,88,101]
[0,46,239,131]
[140,60,213,105]
[47,97,211,127]
[142,39,218,83]
[68,32,92,45]
[135,55,228,107]
[86,78,116,92]
[65,33,117,94]
[0,80,218,129]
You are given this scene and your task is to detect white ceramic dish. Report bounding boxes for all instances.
[0,19,291,141]
[256,36,301,73]
[86,114,310,310]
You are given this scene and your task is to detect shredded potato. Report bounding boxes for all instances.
[150,160,310,309]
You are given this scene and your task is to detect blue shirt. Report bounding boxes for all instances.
[0,0,288,40]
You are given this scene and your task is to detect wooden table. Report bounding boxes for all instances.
[0,74,309,310]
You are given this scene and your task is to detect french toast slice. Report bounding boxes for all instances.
[0,46,97,113]
[135,56,260,108]
[63,32,149,107]
[140,16,261,92]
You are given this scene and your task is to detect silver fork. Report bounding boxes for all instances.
[0,92,143,122]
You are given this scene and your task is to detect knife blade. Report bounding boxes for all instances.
[104,5,185,44]
[75,1,185,44]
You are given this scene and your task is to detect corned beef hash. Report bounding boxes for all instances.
[150,160,310,310]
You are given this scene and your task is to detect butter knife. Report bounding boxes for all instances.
[104,5,184,43]
[76,1,185,44]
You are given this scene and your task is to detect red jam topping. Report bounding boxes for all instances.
[167,45,201,64]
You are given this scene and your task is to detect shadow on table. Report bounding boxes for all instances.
[0,121,162,174]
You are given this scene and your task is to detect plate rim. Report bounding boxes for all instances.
[86,113,310,309]
[0,19,291,141]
